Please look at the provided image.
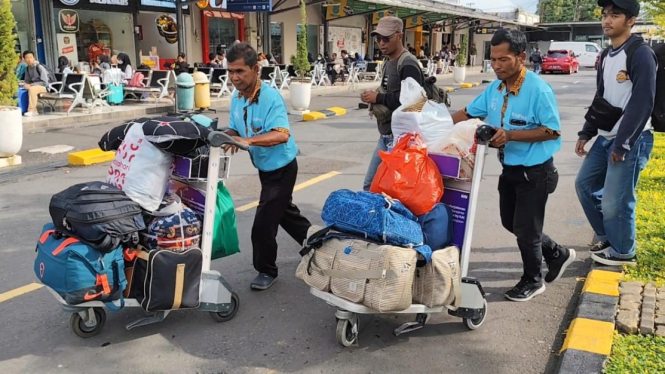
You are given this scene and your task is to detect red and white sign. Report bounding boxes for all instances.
[56,33,79,67]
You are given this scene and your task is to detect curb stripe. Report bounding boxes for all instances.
[560,317,614,356]
[68,149,116,166]
[582,269,621,297]
[303,107,348,121]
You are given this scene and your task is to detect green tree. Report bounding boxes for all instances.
[458,33,468,67]
[538,0,600,23]
[0,0,18,105]
[292,0,310,81]
[645,0,665,37]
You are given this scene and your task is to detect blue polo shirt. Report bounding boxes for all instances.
[465,68,562,166]
[229,81,298,172]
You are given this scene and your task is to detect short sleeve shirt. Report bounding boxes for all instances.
[229,81,298,172]
[465,68,562,166]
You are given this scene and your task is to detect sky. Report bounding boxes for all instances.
[466,0,539,13]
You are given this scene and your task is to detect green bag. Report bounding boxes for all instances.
[211,182,240,260]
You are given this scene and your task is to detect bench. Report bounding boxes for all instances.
[123,70,172,103]
[38,73,88,115]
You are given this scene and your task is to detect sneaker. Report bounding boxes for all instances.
[590,241,611,254]
[23,111,38,117]
[545,248,577,283]
[250,273,277,290]
[505,280,546,302]
[591,252,637,266]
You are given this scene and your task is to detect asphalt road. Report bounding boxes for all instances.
[0,70,597,374]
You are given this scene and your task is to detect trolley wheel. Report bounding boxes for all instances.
[210,292,240,323]
[70,307,106,338]
[335,318,358,347]
[463,299,488,330]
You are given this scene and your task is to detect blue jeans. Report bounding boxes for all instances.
[363,134,393,191]
[575,131,654,258]
[533,63,541,74]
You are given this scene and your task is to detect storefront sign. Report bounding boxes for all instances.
[90,0,129,5]
[475,26,502,34]
[58,9,79,32]
[60,0,80,6]
[57,33,79,67]
[404,13,449,29]
[156,14,178,44]
[209,0,227,9]
[226,0,271,12]
[371,8,421,25]
[326,0,388,21]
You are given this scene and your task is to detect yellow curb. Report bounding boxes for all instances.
[582,269,621,297]
[472,82,481,87]
[327,107,347,116]
[460,83,473,89]
[444,86,455,92]
[302,111,326,121]
[560,317,614,356]
[0,155,22,168]
[68,149,115,166]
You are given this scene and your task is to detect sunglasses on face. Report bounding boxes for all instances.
[375,34,396,44]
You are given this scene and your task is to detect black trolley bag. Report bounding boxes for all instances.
[49,182,145,253]
[128,247,203,312]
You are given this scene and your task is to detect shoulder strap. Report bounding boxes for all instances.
[625,40,649,75]
[597,47,611,96]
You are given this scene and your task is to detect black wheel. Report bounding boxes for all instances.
[463,299,488,330]
[70,308,106,338]
[210,292,240,322]
[335,319,358,347]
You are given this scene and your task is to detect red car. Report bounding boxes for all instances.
[542,50,580,74]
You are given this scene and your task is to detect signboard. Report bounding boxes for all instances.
[326,0,388,21]
[209,0,227,8]
[404,13,449,29]
[371,8,421,25]
[196,0,209,8]
[440,187,470,250]
[475,26,502,34]
[58,9,79,33]
[56,33,79,67]
[226,0,271,12]
[328,26,362,56]
[59,0,131,8]
[140,0,187,9]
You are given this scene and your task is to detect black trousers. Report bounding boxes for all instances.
[498,158,562,285]
[252,159,311,278]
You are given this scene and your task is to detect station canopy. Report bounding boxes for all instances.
[324,0,523,29]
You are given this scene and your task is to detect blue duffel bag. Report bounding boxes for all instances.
[418,203,454,250]
[34,223,126,309]
[321,189,424,247]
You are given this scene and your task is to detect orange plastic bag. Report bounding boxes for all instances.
[370,133,444,216]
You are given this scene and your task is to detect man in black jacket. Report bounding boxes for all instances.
[360,16,424,191]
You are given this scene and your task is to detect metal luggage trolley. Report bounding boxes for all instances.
[310,126,496,347]
[46,131,249,338]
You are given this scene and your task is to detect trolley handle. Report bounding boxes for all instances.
[476,125,496,145]
[207,131,250,151]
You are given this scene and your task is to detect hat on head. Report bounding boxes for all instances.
[597,0,640,16]
[371,16,403,37]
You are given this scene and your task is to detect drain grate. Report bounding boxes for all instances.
[0,161,69,185]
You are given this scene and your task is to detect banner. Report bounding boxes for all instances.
[328,26,362,56]
[371,8,421,25]
[404,13,449,28]
[326,0,388,21]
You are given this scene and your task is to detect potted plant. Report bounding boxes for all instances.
[0,0,21,158]
[289,0,312,114]
[453,34,468,84]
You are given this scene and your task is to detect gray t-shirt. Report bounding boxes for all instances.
[376,51,424,135]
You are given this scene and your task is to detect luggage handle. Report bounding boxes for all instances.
[320,268,397,280]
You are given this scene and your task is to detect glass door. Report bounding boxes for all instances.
[208,18,237,55]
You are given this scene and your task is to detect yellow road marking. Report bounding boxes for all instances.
[560,317,614,356]
[235,171,341,212]
[0,283,43,304]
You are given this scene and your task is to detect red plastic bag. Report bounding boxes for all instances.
[370,134,444,216]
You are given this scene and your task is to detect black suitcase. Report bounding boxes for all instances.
[49,181,145,253]
[134,247,203,312]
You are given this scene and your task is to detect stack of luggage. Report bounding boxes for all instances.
[296,133,466,312]
[33,114,240,313]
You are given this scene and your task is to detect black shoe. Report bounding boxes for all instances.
[589,241,611,254]
[545,248,577,283]
[250,273,277,290]
[505,280,546,302]
[591,252,637,267]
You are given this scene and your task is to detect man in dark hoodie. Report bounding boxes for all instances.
[575,0,657,266]
[22,51,51,117]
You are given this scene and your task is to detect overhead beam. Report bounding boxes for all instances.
[271,0,327,16]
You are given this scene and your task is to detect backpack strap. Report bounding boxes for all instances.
[597,47,611,96]
[625,40,650,78]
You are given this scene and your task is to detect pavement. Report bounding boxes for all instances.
[0,69,598,374]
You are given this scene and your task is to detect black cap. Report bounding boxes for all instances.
[178,52,186,58]
[597,0,640,16]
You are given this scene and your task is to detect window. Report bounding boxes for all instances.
[586,44,599,53]
[547,51,569,58]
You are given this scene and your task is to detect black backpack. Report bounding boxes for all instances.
[599,41,665,132]
[49,182,145,253]
[38,63,57,84]
[397,52,452,108]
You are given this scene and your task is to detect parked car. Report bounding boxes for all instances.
[542,50,580,74]
[548,41,601,67]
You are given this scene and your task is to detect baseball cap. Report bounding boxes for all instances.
[371,16,403,37]
[597,0,640,16]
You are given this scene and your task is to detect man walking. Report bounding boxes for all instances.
[469,42,478,68]
[529,46,542,74]
[21,51,52,117]
[575,0,656,266]
[360,17,424,191]
[223,42,312,290]
[452,29,576,302]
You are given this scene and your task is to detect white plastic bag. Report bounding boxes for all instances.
[433,119,484,180]
[106,123,174,211]
[392,77,454,149]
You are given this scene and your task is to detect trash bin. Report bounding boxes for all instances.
[193,72,211,110]
[176,73,195,112]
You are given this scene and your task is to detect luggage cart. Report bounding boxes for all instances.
[309,126,496,347]
[45,131,249,338]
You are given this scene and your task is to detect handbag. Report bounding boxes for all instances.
[584,96,623,132]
